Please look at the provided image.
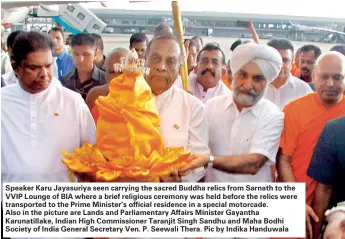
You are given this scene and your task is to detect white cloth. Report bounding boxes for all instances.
[1,70,17,85]
[230,43,282,83]
[1,79,96,188]
[1,52,12,75]
[205,91,284,183]
[154,85,210,182]
[265,74,313,110]
[176,72,231,103]
[53,56,59,80]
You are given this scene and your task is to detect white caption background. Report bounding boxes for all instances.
[3,182,305,238]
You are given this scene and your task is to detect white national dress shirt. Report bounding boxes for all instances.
[265,74,313,110]
[205,91,284,183]
[175,72,231,103]
[154,85,210,182]
[1,71,18,86]
[1,79,96,187]
[118,86,210,239]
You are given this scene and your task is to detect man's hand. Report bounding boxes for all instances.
[179,153,209,176]
[160,169,182,182]
[306,204,319,239]
[324,211,345,239]
[247,20,254,30]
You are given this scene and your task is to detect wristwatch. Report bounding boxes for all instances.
[204,155,214,170]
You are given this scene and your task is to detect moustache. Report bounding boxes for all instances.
[238,88,258,97]
[201,69,215,77]
[301,67,310,73]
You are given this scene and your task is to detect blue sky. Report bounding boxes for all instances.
[85,0,345,19]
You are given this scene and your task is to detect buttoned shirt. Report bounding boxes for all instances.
[56,50,74,81]
[1,79,96,187]
[265,74,313,110]
[154,85,209,182]
[205,92,284,183]
[61,66,106,100]
[188,73,231,103]
[175,73,231,103]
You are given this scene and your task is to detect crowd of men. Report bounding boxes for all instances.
[1,22,345,239]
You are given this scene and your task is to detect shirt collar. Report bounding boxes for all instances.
[225,91,262,117]
[196,80,221,94]
[154,85,174,112]
[269,74,294,90]
[56,50,67,60]
[72,66,102,82]
[16,77,57,99]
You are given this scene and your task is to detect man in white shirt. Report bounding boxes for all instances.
[2,31,59,87]
[1,32,96,187]
[144,34,209,182]
[186,43,231,103]
[265,39,312,110]
[180,43,284,186]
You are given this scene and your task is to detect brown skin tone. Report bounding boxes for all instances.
[187,44,197,74]
[192,37,203,52]
[299,50,317,82]
[194,49,226,91]
[312,54,345,109]
[310,54,345,239]
[312,183,332,239]
[226,61,233,85]
[306,204,319,239]
[232,62,267,111]
[72,45,97,83]
[85,49,129,110]
[271,49,293,89]
[145,38,183,182]
[130,41,147,60]
[145,38,182,95]
[179,62,269,176]
[277,53,345,238]
[13,49,54,94]
[94,49,105,69]
[278,54,345,181]
[49,30,64,55]
[323,209,345,239]
[295,48,301,68]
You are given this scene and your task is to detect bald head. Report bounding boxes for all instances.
[154,24,173,37]
[105,47,130,82]
[314,51,345,74]
[312,51,345,106]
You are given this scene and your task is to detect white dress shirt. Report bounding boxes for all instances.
[175,72,231,103]
[120,86,210,239]
[205,91,284,183]
[265,74,313,110]
[154,85,209,182]
[1,71,17,86]
[1,79,96,187]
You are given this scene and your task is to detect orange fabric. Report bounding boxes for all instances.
[274,93,345,239]
[221,72,232,90]
[62,72,190,182]
[291,63,301,77]
[91,105,100,124]
[279,93,345,206]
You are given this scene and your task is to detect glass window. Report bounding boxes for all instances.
[67,5,75,12]
[77,13,85,20]
[93,24,101,30]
